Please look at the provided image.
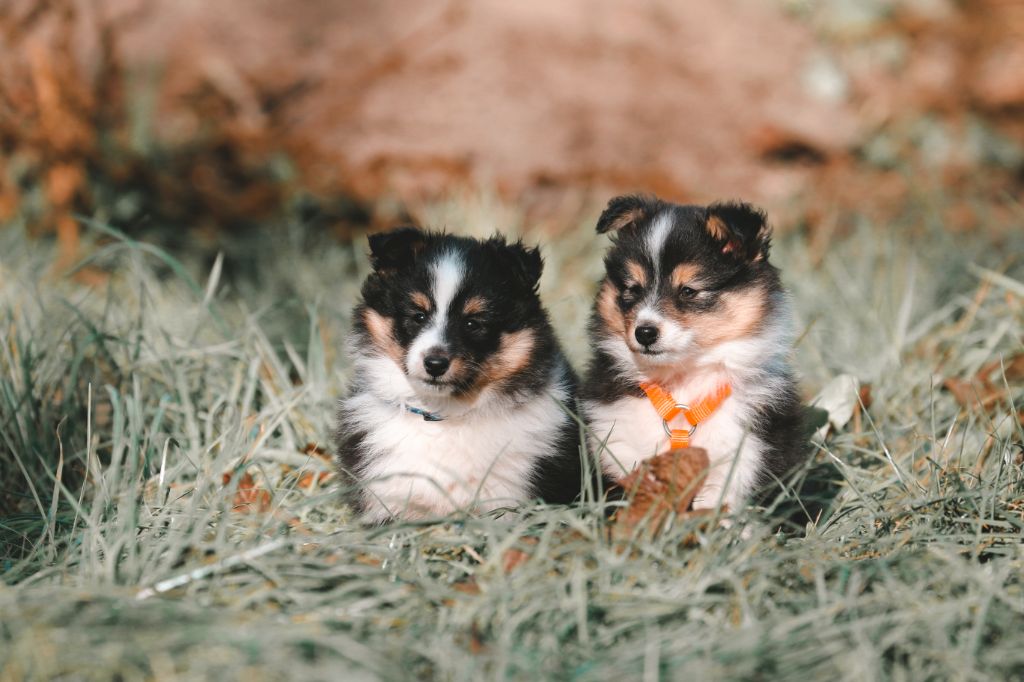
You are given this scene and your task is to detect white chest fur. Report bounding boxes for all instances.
[585,373,767,510]
[343,378,568,523]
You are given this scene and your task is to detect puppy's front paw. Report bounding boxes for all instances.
[691,487,724,512]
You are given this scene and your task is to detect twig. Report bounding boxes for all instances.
[135,537,289,600]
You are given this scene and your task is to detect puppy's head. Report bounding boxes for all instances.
[356,227,547,399]
[593,195,779,372]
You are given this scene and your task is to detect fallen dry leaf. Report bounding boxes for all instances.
[452,579,481,595]
[810,374,861,441]
[225,471,272,513]
[302,442,333,464]
[858,383,874,410]
[944,351,1023,413]
[501,537,540,574]
[297,470,333,490]
[501,548,531,574]
[977,353,1024,384]
[610,447,710,542]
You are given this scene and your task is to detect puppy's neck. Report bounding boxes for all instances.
[352,352,515,420]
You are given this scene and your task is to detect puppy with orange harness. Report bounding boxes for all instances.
[583,195,806,512]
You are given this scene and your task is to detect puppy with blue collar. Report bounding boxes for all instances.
[335,227,592,523]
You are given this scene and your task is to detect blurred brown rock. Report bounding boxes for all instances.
[5,0,1024,238]
[973,43,1024,111]
[105,0,856,207]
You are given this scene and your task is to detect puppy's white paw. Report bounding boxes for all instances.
[691,487,723,512]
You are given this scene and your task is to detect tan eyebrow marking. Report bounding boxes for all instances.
[670,263,702,289]
[625,260,647,287]
[462,296,487,315]
[411,291,431,310]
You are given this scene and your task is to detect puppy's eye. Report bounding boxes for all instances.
[622,284,643,300]
[678,287,698,299]
[464,319,483,332]
[412,311,428,324]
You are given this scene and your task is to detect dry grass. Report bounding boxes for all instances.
[1,193,1022,680]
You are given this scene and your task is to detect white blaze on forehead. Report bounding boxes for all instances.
[406,250,466,376]
[430,251,465,331]
[644,211,674,278]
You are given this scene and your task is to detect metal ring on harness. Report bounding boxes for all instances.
[661,403,697,438]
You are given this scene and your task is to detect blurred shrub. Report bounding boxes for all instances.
[0,1,372,266]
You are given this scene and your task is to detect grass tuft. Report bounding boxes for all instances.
[1,196,1022,679]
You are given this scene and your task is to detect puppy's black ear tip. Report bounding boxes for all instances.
[368,226,429,270]
[706,200,772,261]
[707,200,768,224]
[512,241,544,288]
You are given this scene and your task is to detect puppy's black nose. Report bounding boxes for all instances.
[423,354,451,378]
[634,325,659,347]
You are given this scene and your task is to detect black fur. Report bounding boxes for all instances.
[748,378,807,498]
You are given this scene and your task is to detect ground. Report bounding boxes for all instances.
[1,191,1021,680]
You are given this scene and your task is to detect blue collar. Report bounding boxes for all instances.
[405,404,444,422]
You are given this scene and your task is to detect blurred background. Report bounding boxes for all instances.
[3,0,1022,264]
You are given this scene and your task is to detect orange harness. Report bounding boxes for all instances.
[639,381,733,449]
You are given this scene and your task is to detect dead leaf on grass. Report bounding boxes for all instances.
[501,537,539,574]
[610,447,710,543]
[297,470,333,490]
[943,351,1024,413]
[810,374,861,441]
[223,471,272,513]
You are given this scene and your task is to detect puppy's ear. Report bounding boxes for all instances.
[511,242,543,292]
[368,227,428,271]
[596,194,657,234]
[705,201,772,261]
[488,236,543,292]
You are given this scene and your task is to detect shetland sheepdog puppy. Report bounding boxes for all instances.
[582,195,805,511]
[335,227,589,523]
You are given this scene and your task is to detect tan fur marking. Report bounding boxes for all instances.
[363,309,403,363]
[683,288,766,348]
[752,224,771,261]
[411,291,431,310]
[608,207,646,232]
[670,263,702,289]
[485,329,535,384]
[597,281,627,335]
[462,296,487,315]
[625,261,647,287]
[457,329,536,401]
[446,356,467,381]
[706,215,729,241]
